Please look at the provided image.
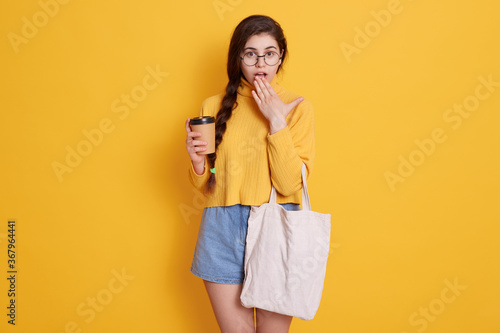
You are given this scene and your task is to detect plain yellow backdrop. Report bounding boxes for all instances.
[1,0,499,332]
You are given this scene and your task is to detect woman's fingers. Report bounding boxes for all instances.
[251,89,262,106]
[252,77,274,107]
[184,119,206,165]
[280,97,304,119]
[190,139,208,147]
[252,77,302,124]
[185,118,207,140]
[185,118,192,133]
[261,77,276,95]
[185,118,207,152]
[192,146,207,152]
[187,143,207,152]
[187,131,202,139]
[285,97,304,113]
[254,77,272,98]
[253,79,264,98]
[185,118,202,142]
[187,132,207,151]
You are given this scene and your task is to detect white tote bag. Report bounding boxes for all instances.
[240,163,331,320]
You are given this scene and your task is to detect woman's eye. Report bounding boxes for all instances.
[266,52,275,57]
[247,52,255,57]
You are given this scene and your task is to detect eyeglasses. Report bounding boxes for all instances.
[240,51,282,66]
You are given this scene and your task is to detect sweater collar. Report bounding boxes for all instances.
[238,75,282,97]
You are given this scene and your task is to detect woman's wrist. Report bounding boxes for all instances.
[192,160,205,175]
[269,116,287,134]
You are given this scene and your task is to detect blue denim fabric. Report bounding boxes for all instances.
[190,203,300,284]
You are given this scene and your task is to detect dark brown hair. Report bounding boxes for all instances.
[205,15,288,194]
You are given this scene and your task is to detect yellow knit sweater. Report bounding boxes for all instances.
[188,76,315,207]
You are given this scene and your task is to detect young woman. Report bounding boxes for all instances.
[184,15,315,332]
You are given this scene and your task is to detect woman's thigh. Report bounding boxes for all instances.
[255,308,292,333]
[203,280,255,333]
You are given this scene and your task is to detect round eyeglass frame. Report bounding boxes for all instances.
[240,51,282,66]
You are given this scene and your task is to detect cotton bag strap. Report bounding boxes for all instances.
[269,163,311,211]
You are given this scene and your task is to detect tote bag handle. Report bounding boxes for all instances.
[269,163,311,211]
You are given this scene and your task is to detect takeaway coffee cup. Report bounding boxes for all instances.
[190,116,215,154]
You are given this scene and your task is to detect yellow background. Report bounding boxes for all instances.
[1,0,499,332]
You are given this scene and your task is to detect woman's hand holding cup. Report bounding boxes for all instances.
[185,116,215,175]
[185,118,207,175]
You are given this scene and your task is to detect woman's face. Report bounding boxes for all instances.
[240,33,282,85]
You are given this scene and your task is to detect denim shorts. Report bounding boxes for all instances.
[191,203,300,285]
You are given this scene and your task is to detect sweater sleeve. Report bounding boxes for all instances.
[267,98,315,196]
[188,157,210,192]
